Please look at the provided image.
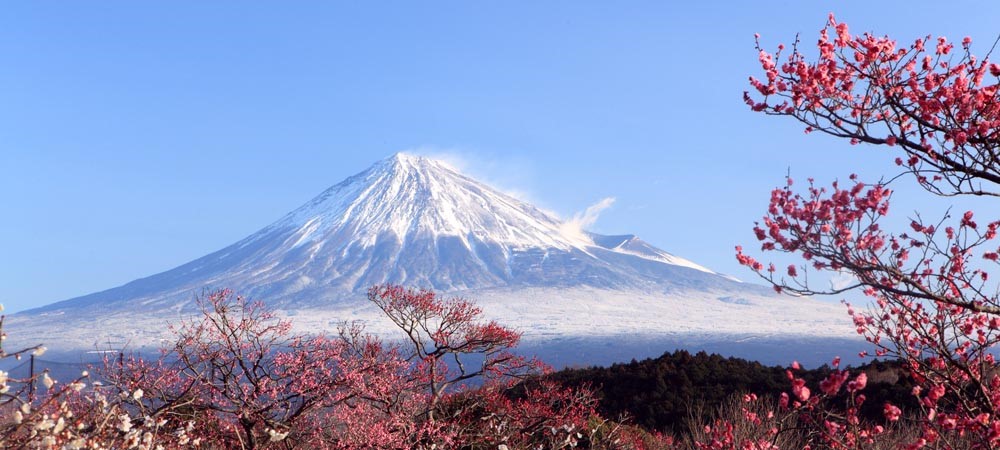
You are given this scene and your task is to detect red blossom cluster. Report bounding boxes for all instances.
[746,13,1000,198]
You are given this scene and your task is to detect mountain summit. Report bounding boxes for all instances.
[277,152,584,251]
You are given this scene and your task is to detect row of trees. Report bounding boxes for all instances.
[548,351,918,434]
[0,289,945,449]
[0,284,940,449]
[0,286,665,449]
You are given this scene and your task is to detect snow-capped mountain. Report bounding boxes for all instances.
[29,153,755,312]
[10,153,860,366]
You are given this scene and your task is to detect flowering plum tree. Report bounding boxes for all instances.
[367,285,538,422]
[96,286,640,449]
[0,305,184,449]
[740,13,1000,448]
[364,285,625,447]
[104,289,380,449]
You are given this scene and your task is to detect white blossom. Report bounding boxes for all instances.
[34,417,54,431]
[119,414,133,433]
[267,428,289,442]
[42,373,54,389]
[64,438,86,449]
[52,417,65,434]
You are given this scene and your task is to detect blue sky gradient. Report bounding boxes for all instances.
[4,2,1000,312]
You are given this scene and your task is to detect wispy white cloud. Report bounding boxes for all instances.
[560,197,616,243]
[830,270,857,291]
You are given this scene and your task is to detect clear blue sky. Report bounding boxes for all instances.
[4,2,1000,313]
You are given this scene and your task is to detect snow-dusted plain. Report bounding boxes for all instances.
[8,153,863,367]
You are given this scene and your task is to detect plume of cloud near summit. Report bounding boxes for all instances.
[561,197,616,243]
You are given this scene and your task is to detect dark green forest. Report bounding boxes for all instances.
[545,350,919,434]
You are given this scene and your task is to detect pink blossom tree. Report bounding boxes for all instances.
[0,307,186,448]
[741,13,1000,448]
[103,289,388,449]
[367,285,539,422]
[365,284,642,448]
[94,286,636,449]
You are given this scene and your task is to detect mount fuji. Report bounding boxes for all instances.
[10,153,860,366]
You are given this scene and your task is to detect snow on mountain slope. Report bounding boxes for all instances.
[276,153,583,250]
[8,153,858,362]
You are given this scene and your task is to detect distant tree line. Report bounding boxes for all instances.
[545,350,919,434]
